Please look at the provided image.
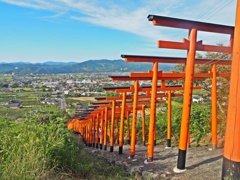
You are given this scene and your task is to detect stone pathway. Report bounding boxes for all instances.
[79,136,223,180]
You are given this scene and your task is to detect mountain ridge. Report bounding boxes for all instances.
[0,59,174,74]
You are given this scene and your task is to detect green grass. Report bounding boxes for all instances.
[66,98,79,104]
[0,76,12,81]
[0,106,28,119]
[137,100,211,147]
[0,89,59,120]
[192,89,209,96]
[0,92,48,106]
[172,100,183,107]
[0,115,132,180]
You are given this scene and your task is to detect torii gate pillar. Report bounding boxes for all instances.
[167,90,172,147]
[110,100,116,152]
[119,92,126,154]
[211,64,217,150]
[147,62,158,162]
[175,28,197,172]
[222,1,240,178]
[130,80,139,158]
[104,107,108,150]
[100,110,104,150]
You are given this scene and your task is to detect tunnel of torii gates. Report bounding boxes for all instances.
[145,13,233,174]
[66,3,240,177]
[119,58,230,163]
[111,68,230,154]
[68,83,197,158]
[67,64,230,163]
[102,81,197,156]
[69,83,196,149]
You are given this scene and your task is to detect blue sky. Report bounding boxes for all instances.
[0,0,237,63]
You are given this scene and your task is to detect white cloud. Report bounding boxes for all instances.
[0,0,59,9]
[1,0,237,48]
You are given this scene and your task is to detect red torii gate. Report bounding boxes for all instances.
[76,98,153,152]
[103,85,167,153]
[73,106,105,147]
[146,13,233,172]
[92,101,123,151]
[77,104,125,150]
[121,56,230,162]
[222,1,240,178]
[71,74,199,157]
[103,85,138,153]
[104,83,187,154]
[94,91,157,149]
[110,75,202,147]
[104,80,201,159]
[107,80,175,152]
[121,55,231,150]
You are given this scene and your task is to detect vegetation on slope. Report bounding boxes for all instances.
[136,101,212,147]
[0,113,131,180]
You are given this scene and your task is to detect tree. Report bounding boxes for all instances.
[106,91,119,97]
[172,48,231,137]
[10,83,19,88]
[0,83,9,88]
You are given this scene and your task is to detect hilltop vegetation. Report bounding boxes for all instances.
[0,86,132,179]
[0,113,131,180]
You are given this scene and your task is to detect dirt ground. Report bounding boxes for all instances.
[68,97,96,101]
[80,136,223,180]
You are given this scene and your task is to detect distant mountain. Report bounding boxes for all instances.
[0,60,174,74]
[36,61,78,67]
[0,62,33,72]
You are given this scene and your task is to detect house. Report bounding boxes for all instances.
[0,102,8,106]
[7,103,23,109]
[192,96,203,103]
[10,100,20,103]
[64,90,69,95]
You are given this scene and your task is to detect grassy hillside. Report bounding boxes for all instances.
[0,114,131,179]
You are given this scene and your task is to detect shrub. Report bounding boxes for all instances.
[147,102,211,146]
